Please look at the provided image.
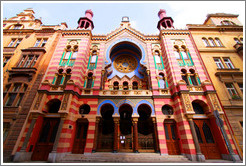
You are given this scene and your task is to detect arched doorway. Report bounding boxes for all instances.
[137,104,155,152]
[31,99,61,161]
[119,104,133,152]
[192,100,221,159]
[72,118,89,154]
[164,119,181,155]
[97,104,114,152]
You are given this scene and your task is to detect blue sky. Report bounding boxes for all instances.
[2,1,245,35]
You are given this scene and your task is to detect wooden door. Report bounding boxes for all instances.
[31,118,60,161]
[119,119,133,152]
[164,121,181,155]
[193,119,221,159]
[72,121,88,154]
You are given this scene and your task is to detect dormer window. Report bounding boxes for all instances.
[13,25,22,29]
[221,20,236,26]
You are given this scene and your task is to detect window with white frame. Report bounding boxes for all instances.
[223,58,234,69]
[238,83,243,93]
[17,55,39,68]
[215,38,223,46]
[3,57,10,67]
[225,83,240,99]
[214,58,224,69]
[202,38,210,47]
[208,38,216,46]
[8,38,22,47]
[34,38,48,47]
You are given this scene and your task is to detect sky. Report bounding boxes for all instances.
[2,1,245,35]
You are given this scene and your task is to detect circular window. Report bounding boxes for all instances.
[113,54,138,73]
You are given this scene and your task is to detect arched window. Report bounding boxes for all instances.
[113,81,119,90]
[215,38,223,46]
[181,69,189,86]
[158,73,166,89]
[154,51,161,63]
[202,38,210,47]
[132,81,138,90]
[86,73,93,89]
[192,102,205,114]
[189,69,198,86]
[208,38,216,46]
[123,81,128,90]
[174,46,181,59]
[91,51,97,63]
[46,99,61,113]
[180,46,188,59]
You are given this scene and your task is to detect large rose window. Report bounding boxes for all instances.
[113,55,138,73]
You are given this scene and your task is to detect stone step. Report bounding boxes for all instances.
[61,153,190,163]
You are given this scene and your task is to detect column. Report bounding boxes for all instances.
[113,118,120,153]
[48,116,65,163]
[186,114,205,162]
[13,113,40,162]
[152,117,160,153]
[92,117,100,152]
[132,118,139,153]
[20,115,38,152]
[147,70,152,90]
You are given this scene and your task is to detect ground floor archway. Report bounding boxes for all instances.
[31,118,60,161]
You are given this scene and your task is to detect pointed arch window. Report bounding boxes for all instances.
[202,122,214,143]
[194,122,203,143]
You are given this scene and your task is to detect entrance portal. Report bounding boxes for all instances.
[119,104,133,152]
[72,118,88,154]
[137,104,155,152]
[193,119,221,159]
[31,118,60,161]
[164,120,181,155]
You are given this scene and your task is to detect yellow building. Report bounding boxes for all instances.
[3,8,67,161]
[187,13,243,158]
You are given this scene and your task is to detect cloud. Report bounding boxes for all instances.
[167,1,245,28]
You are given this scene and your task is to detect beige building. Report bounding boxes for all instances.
[187,13,243,158]
[3,8,67,162]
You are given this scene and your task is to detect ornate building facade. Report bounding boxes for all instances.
[3,9,243,163]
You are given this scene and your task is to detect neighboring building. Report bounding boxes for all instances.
[3,8,67,162]
[3,9,242,163]
[187,13,243,158]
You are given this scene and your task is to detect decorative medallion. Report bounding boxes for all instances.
[113,55,138,73]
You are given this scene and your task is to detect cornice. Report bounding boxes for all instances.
[61,30,92,36]
[161,29,190,35]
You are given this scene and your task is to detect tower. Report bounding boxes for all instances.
[157,9,174,30]
[77,9,94,30]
